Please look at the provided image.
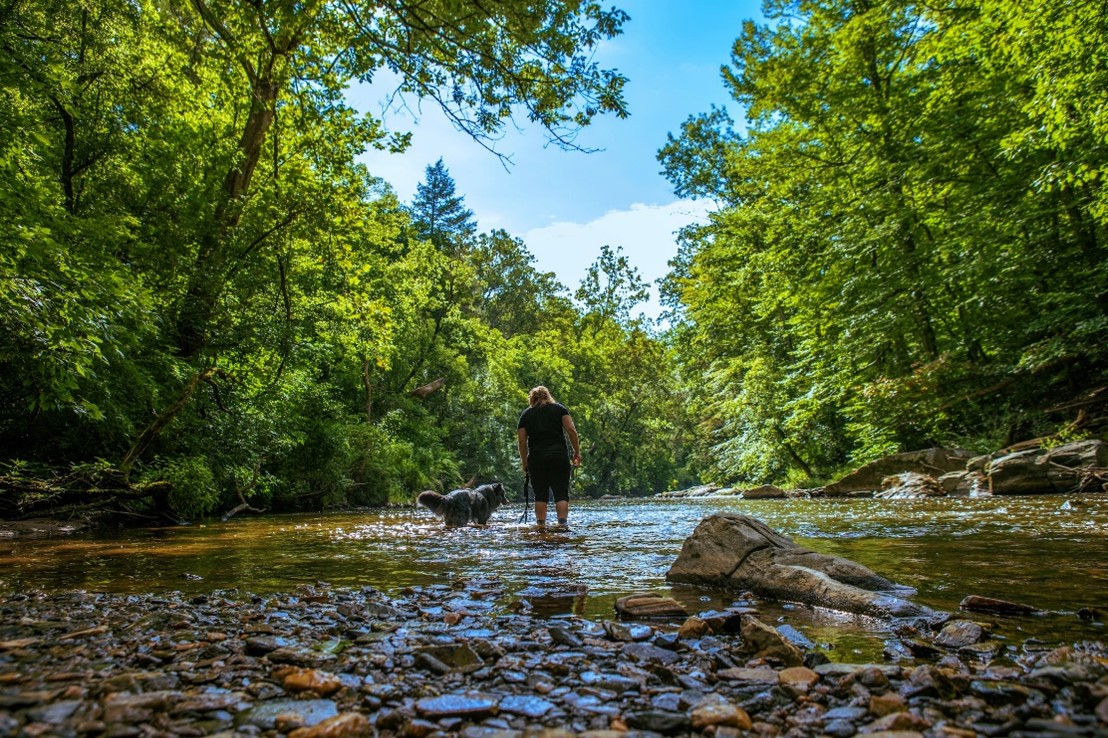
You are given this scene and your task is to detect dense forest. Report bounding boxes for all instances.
[1,0,1105,521]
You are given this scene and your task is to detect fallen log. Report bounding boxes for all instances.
[0,467,173,522]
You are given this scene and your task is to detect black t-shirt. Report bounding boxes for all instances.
[517,403,570,459]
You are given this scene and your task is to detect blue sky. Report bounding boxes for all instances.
[351,1,764,318]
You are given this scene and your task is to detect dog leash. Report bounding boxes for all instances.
[517,473,531,524]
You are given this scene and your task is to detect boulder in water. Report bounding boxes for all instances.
[739,485,787,499]
[986,439,1107,495]
[666,513,937,620]
[938,470,987,497]
[823,448,975,497]
[614,592,688,620]
[876,472,946,499]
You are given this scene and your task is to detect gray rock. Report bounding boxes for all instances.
[737,615,804,667]
[988,439,1108,495]
[813,663,903,678]
[498,694,554,718]
[959,595,1043,616]
[621,641,682,665]
[739,485,787,499]
[233,699,337,730]
[938,470,987,497]
[614,593,688,620]
[579,671,641,693]
[26,699,81,724]
[824,718,858,737]
[666,513,936,619]
[934,620,985,649]
[548,625,583,648]
[415,692,498,719]
[776,623,815,650]
[875,472,945,499]
[823,448,975,496]
[624,709,691,735]
[824,706,869,721]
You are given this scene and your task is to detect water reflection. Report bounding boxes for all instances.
[2,495,1105,655]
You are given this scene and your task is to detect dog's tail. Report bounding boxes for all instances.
[416,490,445,515]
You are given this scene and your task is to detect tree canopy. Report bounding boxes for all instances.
[2,0,1106,521]
[1,0,696,521]
[658,0,1108,485]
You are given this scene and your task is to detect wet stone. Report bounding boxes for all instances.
[243,635,293,655]
[824,718,858,737]
[267,646,334,667]
[460,722,525,735]
[601,621,635,642]
[234,699,339,730]
[958,641,1000,661]
[287,711,369,738]
[547,625,583,648]
[560,692,620,716]
[652,632,681,650]
[689,694,752,730]
[579,671,640,693]
[717,666,779,684]
[25,699,81,724]
[779,665,820,691]
[624,709,692,735]
[283,667,344,696]
[614,593,688,620]
[677,616,710,639]
[934,620,985,649]
[651,692,682,711]
[869,692,907,716]
[824,706,869,721]
[622,641,681,665]
[970,680,1034,705]
[776,622,816,649]
[499,694,555,718]
[414,693,497,719]
[102,690,184,723]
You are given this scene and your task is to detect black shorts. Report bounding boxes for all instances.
[528,454,571,503]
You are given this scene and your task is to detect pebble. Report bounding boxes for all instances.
[0,584,1103,738]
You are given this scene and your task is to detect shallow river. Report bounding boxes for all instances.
[2,495,1105,661]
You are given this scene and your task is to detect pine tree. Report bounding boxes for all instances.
[409,158,477,251]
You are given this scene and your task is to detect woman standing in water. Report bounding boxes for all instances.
[517,386,582,528]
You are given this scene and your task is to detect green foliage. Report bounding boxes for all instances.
[1,0,691,519]
[154,456,218,520]
[20,0,1102,509]
[659,0,1108,486]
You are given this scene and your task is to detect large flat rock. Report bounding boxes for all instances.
[666,513,937,620]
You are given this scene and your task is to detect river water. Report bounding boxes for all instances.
[2,495,1105,661]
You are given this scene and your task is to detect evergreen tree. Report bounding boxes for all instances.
[410,159,477,251]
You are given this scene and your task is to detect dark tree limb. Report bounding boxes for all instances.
[221,459,267,521]
[120,367,223,478]
[410,377,446,399]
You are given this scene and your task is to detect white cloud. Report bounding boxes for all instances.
[522,199,714,319]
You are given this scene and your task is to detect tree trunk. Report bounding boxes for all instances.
[120,367,219,477]
[173,73,278,357]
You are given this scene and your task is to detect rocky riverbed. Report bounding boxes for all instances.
[1,581,1106,738]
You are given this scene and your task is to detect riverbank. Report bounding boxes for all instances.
[2,581,1105,737]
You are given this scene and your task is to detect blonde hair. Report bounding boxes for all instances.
[528,385,555,408]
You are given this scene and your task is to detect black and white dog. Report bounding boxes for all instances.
[417,482,508,527]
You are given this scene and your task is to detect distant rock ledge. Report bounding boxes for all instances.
[657,439,1108,499]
